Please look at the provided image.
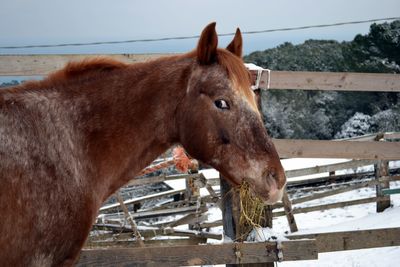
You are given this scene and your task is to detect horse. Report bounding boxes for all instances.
[0,22,286,266]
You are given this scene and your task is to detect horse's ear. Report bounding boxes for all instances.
[226,28,243,58]
[197,22,218,65]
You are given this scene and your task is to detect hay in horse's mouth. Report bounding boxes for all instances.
[235,180,266,239]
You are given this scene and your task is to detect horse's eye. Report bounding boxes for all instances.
[215,99,230,110]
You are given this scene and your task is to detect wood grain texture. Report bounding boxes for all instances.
[263,70,400,92]
[288,227,400,252]
[273,139,400,160]
[77,240,317,266]
[0,54,172,76]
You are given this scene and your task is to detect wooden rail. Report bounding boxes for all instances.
[285,159,377,178]
[288,227,400,253]
[0,54,171,76]
[99,188,185,213]
[1,54,400,93]
[263,70,400,92]
[273,196,386,217]
[80,227,400,266]
[78,239,317,266]
[273,139,400,160]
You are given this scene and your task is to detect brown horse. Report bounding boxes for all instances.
[0,23,286,266]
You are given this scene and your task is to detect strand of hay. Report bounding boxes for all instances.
[236,181,266,240]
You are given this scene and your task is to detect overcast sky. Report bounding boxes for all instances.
[0,0,399,55]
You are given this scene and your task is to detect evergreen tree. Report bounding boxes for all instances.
[244,20,400,140]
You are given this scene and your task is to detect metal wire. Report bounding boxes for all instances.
[1,17,399,49]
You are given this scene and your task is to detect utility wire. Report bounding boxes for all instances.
[1,17,399,49]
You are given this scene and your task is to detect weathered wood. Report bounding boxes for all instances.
[93,224,221,240]
[288,227,400,252]
[262,70,400,92]
[164,212,207,228]
[281,190,298,232]
[127,205,205,220]
[199,220,223,229]
[273,196,387,217]
[115,193,144,247]
[0,54,172,76]
[273,139,400,160]
[220,176,240,242]
[86,237,207,249]
[99,188,186,213]
[77,239,318,266]
[287,170,373,188]
[375,160,391,212]
[2,55,400,93]
[126,173,201,186]
[285,159,377,178]
[289,176,400,205]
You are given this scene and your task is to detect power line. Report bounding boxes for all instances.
[1,17,399,50]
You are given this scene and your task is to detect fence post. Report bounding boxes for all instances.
[282,190,298,232]
[375,160,391,212]
[186,168,201,230]
[221,175,275,267]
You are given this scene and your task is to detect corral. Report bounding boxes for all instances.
[1,54,400,266]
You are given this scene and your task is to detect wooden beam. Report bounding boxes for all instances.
[125,173,201,187]
[375,160,391,212]
[273,196,386,217]
[0,54,172,76]
[77,239,317,266]
[86,237,207,249]
[288,227,400,252]
[285,159,377,178]
[2,54,400,93]
[99,189,185,213]
[290,176,400,205]
[273,139,400,160]
[262,70,400,92]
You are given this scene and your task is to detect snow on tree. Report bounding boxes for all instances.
[335,112,372,139]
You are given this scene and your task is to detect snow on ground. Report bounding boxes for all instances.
[164,159,400,266]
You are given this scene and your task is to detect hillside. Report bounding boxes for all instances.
[244,20,400,140]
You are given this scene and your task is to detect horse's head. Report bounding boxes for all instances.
[176,23,286,204]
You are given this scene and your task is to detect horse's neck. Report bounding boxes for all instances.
[80,56,193,198]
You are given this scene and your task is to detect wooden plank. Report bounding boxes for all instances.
[262,70,400,92]
[86,237,207,249]
[287,171,370,188]
[200,220,223,228]
[126,173,201,187]
[281,190,298,232]
[290,176,400,205]
[97,206,206,220]
[99,189,185,213]
[285,159,376,178]
[273,139,400,160]
[2,55,400,93]
[375,160,391,212]
[0,54,172,76]
[273,197,385,217]
[288,227,400,252]
[77,239,317,266]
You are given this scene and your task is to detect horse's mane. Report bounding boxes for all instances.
[47,57,128,81]
[20,51,252,103]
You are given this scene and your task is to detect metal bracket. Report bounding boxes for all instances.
[276,240,283,262]
[244,63,271,90]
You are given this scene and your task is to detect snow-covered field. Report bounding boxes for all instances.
[166,158,400,267]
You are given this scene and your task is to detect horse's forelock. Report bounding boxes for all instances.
[216,49,258,110]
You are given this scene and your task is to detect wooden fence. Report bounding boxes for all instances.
[2,54,400,266]
[1,55,400,162]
